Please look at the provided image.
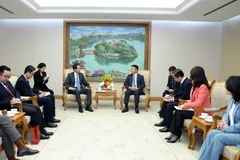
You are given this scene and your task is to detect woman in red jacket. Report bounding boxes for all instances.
[165,66,211,143]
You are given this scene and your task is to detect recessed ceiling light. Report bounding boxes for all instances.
[33,0,186,8]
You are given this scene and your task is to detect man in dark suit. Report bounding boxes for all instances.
[15,65,60,128]
[0,65,52,139]
[122,64,145,114]
[63,63,93,113]
[155,69,192,132]
[162,66,179,97]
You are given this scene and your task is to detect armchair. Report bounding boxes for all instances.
[182,80,229,150]
[120,69,151,112]
[62,69,87,111]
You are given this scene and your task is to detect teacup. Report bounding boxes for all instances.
[201,113,208,118]
[206,116,213,120]
[7,111,13,115]
[98,88,102,91]
[11,108,18,113]
[111,88,115,90]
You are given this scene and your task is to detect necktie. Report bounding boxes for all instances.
[132,75,136,87]
[76,74,81,91]
[4,83,15,98]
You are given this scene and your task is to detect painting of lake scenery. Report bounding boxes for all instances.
[68,25,146,79]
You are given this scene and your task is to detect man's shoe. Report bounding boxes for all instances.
[135,108,139,114]
[122,107,129,113]
[51,118,61,123]
[79,106,83,113]
[159,127,169,132]
[40,133,50,140]
[154,121,167,127]
[46,122,58,128]
[85,106,94,112]
[17,148,39,157]
[42,131,54,136]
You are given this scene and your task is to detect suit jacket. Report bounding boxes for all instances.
[0,81,21,110]
[174,77,192,102]
[63,72,90,90]
[184,84,211,113]
[124,74,145,93]
[167,75,179,93]
[15,75,39,97]
[33,70,48,90]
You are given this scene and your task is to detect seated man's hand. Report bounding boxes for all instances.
[168,89,174,93]
[10,98,21,104]
[164,97,174,102]
[39,92,46,97]
[69,87,76,91]
[88,85,92,89]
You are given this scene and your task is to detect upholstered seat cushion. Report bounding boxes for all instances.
[0,137,2,145]
[24,115,31,124]
[222,146,240,160]
[183,119,192,128]
[66,94,86,100]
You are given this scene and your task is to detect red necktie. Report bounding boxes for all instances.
[4,83,15,98]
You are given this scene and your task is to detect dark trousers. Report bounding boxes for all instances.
[124,90,143,106]
[37,94,55,122]
[68,88,92,107]
[159,101,178,128]
[22,102,46,133]
[42,88,54,95]
[169,110,194,137]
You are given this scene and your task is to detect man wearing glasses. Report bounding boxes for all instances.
[0,65,52,139]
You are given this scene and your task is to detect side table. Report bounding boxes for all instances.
[95,90,117,109]
[188,116,213,150]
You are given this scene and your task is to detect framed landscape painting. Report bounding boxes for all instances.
[63,20,151,81]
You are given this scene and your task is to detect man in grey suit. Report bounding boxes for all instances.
[0,116,39,160]
[63,63,93,113]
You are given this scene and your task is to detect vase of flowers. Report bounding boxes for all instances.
[99,74,114,90]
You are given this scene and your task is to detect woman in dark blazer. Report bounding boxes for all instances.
[33,63,54,94]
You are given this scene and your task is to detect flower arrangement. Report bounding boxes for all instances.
[99,74,114,89]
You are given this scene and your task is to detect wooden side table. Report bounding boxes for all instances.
[95,90,117,109]
[10,112,28,144]
[188,116,212,150]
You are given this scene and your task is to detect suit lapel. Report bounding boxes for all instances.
[0,83,10,95]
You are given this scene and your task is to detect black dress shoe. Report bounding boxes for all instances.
[122,107,129,113]
[41,133,50,140]
[135,108,139,114]
[159,127,169,132]
[85,106,94,112]
[17,148,39,157]
[79,106,83,113]
[154,121,167,127]
[46,122,58,128]
[51,118,61,123]
[42,131,54,136]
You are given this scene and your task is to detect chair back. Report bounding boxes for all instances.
[206,76,215,89]
[128,69,150,93]
[9,74,18,87]
[63,68,87,82]
[210,80,229,116]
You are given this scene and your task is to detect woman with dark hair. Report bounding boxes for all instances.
[164,66,211,143]
[33,63,54,94]
[199,76,240,160]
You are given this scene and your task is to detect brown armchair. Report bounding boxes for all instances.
[120,69,151,112]
[62,69,87,111]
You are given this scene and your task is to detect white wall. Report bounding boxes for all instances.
[0,19,222,97]
[220,15,240,79]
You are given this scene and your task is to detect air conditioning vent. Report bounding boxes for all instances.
[203,0,237,16]
[0,5,14,14]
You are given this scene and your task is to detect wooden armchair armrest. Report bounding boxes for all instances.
[13,103,23,112]
[209,114,222,131]
[21,96,38,106]
[178,99,189,105]
[159,97,164,109]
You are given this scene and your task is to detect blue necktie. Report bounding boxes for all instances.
[132,75,136,87]
[76,74,81,91]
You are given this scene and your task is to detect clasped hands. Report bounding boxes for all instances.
[69,85,92,91]
[217,121,228,131]
[129,86,139,91]
[10,98,22,105]
[164,95,174,102]
[166,87,174,93]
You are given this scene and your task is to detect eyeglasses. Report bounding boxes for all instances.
[1,74,11,79]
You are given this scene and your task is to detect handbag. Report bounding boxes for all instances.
[31,125,40,144]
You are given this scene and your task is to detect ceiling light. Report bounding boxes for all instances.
[33,0,186,8]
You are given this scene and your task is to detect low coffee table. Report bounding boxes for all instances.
[95,89,117,110]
